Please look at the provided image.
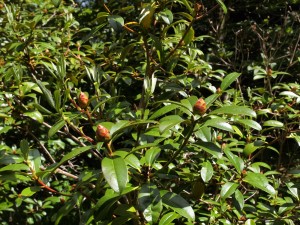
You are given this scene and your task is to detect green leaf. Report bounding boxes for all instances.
[244,172,276,196]
[216,0,227,14]
[159,115,184,134]
[221,72,241,91]
[243,141,264,156]
[20,139,29,160]
[145,147,161,167]
[0,164,29,172]
[114,151,141,172]
[48,119,66,138]
[159,212,178,225]
[204,117,234,132]
[150,104,179,120]
[108,15,124,32]
[54,89,62,111]
[286,182,299,201]
[139,3,156,29]
[21,186,41,197]
[234,189,244,211]
[138,182,162,224]
[263,120,284,127]
[237,119,262,130]
[183,27,194,45]
[51,0,61,7]
[220,182,239,199]
[245,219,256,225]
[224,148,244,173]
[193,142,222,158]
[35,80,56,110]
[161,191,195,221]
[160,9,173,25]
[201,161,214,182]
[24,110,44,123]
[210,105,256,117]
[102,156,128,193]
[52,146,94,172]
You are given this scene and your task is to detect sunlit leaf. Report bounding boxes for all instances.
[102,156,128,193]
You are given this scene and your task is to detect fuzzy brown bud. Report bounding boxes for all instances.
[96,124,110,142]
[78,92,88,109]
[193,98,207,115]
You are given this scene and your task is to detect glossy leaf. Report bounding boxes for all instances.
[20,139,29,160]
[21,186,41,197]
[48,119,66,138]
[108,15,124,32]
[263,120,284,127]
[201,161,214,182]
[159,115,184,134]
[161,191,195,221]
[221,72,241,91]
[234,189,244,211]
[158,212,178,225]
[0,164,29,172]
[220,182,239,199]
[24,110,43,123]
[204,117,234,132]
[237,119,262,131]
[210,106,256,117]
[102,156,128,193]
[52,146,94,171]
[145,147,161,167]
[244,172,276,196]
[224,148,244,173]
[193,142,222,158]
[138,182,162,224]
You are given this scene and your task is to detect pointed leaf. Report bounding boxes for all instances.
[201,161,214,182]
[210,106,256,117]
[244,172,276,196]
[35,80,56,110]
[193,142,222,158]
[108,15,124,32]
[237,119,262,131]
[138,182,162,224]
[204,117,234,132]
[150,104,179,120]
[21,186,41,197]
[52,146,94,171]
[234,189,244,211]
[20,139,29,160]
[145,147,161,167]
[221,72,241,91]
[48,119,66,138]
[159,115,184,134]
[24,110,44,123]
[102,156,128,193]
[263,120,284,128]
[159,212,178,225]
[161,191,195,221]
[0,164,29,172]
[220,182,239,199]
[224,148,244,173]
[183,27,194,45]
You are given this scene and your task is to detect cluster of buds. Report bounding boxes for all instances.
[96,124,110,142]
[193,98,207,116]
[78,92,89,109]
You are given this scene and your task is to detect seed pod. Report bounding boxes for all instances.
[193,98,207,115]
[96,124,110,142]
[78,92,88,109]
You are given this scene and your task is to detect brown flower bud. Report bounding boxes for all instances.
[78,92,88,109]
[96,124,110,142]
[193,98,207,115]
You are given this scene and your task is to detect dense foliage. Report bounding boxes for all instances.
[1,0,300,224]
